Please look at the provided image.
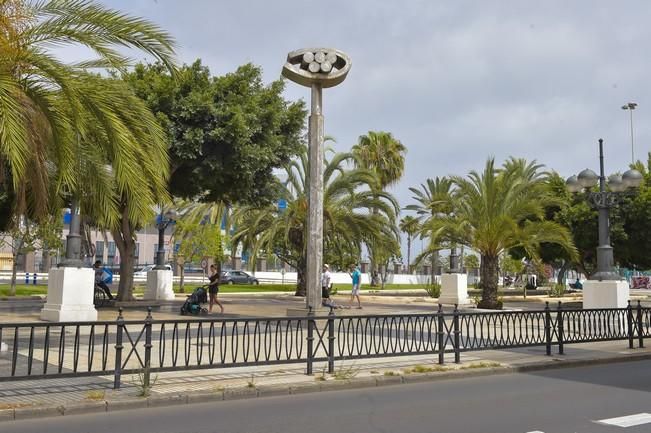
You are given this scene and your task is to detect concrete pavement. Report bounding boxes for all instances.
[1,292,650,423]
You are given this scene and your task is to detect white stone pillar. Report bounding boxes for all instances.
[582,280,629,309]
[439,273,471,306]
[40,267,97,322]
[144,269,175,301]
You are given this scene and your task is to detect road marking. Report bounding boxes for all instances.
[526,431,545,433]
[596,413,651,427]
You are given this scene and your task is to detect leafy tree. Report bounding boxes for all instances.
[232,148,399,295]
[0,215,38,295]
[464,254,479,273]
[352,131,406,285]
[35,213,63,271]
[399,215,420,273]
[123,60,306,206]
[174,219,224,292]
[429,158,577,309]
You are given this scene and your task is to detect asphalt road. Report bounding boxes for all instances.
[4,360,651,433]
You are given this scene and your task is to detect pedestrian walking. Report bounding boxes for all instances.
[321,264,332,306]
[208,264,224,314]
[350,264,362,309]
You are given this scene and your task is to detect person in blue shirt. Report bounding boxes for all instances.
[93,260,114,300]
[350,264,362,309]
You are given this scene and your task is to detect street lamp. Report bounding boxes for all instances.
[565,139,643,281]
[281,48,351,310]
[154,209,177,270]
[621,102,638,164]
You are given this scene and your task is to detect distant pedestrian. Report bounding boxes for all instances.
[208,264,224,314]
[350,264,362,309]
[321,264,332,306]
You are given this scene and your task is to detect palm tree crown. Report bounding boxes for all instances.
[429,157,576,308]
[232,147,400,295]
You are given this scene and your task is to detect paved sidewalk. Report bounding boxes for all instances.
[1,293,650,422]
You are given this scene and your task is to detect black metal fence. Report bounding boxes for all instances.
[0,301,648,388]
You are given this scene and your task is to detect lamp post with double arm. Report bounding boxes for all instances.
[565,139,643,307]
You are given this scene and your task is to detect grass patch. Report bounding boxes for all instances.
[403,364,449,374]
[85,390,106,401]
[459,362,501,370]
[175,284,295,293]
[0,284,48,297]
[383,371,399,376]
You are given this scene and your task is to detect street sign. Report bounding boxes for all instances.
[200,259,208,270]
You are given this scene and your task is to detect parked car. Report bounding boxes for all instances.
[220,270,259,285]
[134,264,173,277]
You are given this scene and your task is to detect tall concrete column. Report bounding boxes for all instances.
[305,84,324,309]
[282,48,351,312]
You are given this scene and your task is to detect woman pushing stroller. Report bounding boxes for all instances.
[208,264,224,314]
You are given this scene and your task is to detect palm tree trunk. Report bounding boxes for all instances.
[406,237,411,274]
[10,253,18,296]
[430,250,438,286]
[556,260,569,285]
[295,256,306,296]
[112,204,137,301]
[179,264,185,293]
[478,254,501,309]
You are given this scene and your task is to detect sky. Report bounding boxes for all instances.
[61,0,651,256]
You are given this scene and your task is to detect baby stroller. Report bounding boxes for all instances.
[180,286,209,315]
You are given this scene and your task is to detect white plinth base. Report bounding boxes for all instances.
[0,342,7,352]
[40,267,97,322]
[144,270,175,301]
[439,273,471,305]
[582,280,629,309]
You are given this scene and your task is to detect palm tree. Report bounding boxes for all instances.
[352,131,406,284]
[429,158,577,309]
[232,147,400,296]
[399,215,419,273]
[406,176,455,282]
[1,0,177,300]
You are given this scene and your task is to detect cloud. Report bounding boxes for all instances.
[60,0,651,257]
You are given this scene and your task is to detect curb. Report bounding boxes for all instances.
[2,352,651,423]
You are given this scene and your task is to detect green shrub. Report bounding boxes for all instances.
[425,282,441,298]
[549,283,566,298]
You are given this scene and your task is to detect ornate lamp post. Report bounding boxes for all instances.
[565,139,643,307]
[154,209,177,269]
[282,48,351,310]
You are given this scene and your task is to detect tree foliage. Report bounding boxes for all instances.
[123,60,307,206]
[425,158,577,309]
[232,147,400,295]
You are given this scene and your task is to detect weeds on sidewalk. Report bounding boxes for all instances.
[85,390,106,401]
[460,361,501,370]
[132,369,158,397]
[383,371,399,376]
[315,367,327,382]
[403,364,446,374]
[333,361,359,380]
[247,374,256,388]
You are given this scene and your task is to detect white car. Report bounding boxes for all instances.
[134,264,172,277]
